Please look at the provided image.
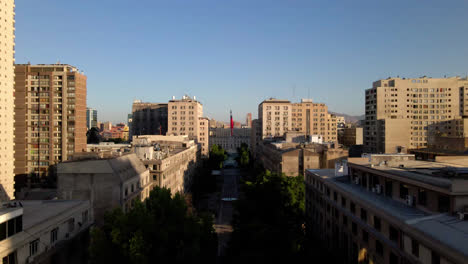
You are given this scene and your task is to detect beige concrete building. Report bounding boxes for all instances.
[305,155,468,264]
[364,76,468,153]
[258,98,338,142]
[130,100,168,138]
[209,127,251,152]
[339,125,364,147]
[132,135,201,195]
[0,200,92,264]
[199,117,209,155]
[258,98,291,138]
[0,0,15,201]
[14,64,87,180]
[257,140,348,177]
[57,153,151,224]
[167,95,209,156]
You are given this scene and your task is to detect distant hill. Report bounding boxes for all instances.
[330,112,365,124]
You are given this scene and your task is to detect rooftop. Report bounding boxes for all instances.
[307,170,468,257]
[349,159,468,189]
[20,200,89,229]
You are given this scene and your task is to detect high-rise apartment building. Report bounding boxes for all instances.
[14,64,87,178]
[0,0,15,201]
[258,98,338,142]
[86,107,97,130]
[364,77,468,153]
[130,100,168,138]
[167,95,209,156]
[246,113,252,127]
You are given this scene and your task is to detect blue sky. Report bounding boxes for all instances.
[15,0,468,123]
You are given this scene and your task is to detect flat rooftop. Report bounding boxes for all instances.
[307,170,468,257]
[2,200,89,229]
[349,159,468,189]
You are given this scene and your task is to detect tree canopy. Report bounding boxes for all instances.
[236,143,251,168]
[228,170,305,261]
[86,127,101,144]
[208,144,227,169]
[89,187,217,264]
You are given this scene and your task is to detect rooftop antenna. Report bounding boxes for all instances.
[308,87,310,99]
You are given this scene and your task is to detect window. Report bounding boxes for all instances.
[418,189,427,206]
[438,195,450,212]
[352,222,357,235]
[343,215,348,226]
[350,202,356,214]
[7,219,14,237]
[374,216,381,231]
[341,197,346,207]
[2,251,16,264]
[360,208,367,222]
[389,226,399,242]
[0,222,5,241]
[29,239,39,256]
[68,218,75,232]
[411,238,419,257]
[362,230,369,243]
[333,191,337,201]
[376,240,384,256]
[51,228,58,244]
[431,251,440,264]
[399,183,409,199]
[385,180,393,197]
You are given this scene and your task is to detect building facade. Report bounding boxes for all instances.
[258,98,338,142]
[14,64,87,179]
[167,95,209,156]
[209,127,251,152]
[364,76,468,154]
[86,107,97,130]
[0,200,92,264]
[305,155,468,264]
[57,153,151,224]
[0,0,15,201]
[130,100,168,138]
[133,135,201,195]
[339,126,364,147]
[246,113,252,127]
[257,140,348,177]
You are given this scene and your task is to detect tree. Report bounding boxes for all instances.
[236,143,250,168]
[90,187,217,264]
[86,127,100,144]
[208,144,227,169]
[227,170,305,261]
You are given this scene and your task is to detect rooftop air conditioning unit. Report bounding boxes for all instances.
[406,195,414,206]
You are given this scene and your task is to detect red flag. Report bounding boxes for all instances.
[230,110,233,137]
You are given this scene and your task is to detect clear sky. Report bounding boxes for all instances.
[15,0,468,124]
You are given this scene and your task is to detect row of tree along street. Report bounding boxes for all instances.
[226,145,339,263]
[89,143,338,263]
[89,144,228,264]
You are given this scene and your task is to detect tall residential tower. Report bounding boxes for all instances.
[0,0,15,201]
[14,64,87,178]
[364,77,468,153]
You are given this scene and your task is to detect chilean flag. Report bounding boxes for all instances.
[230,110,233,137]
